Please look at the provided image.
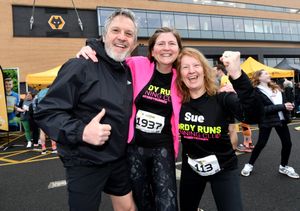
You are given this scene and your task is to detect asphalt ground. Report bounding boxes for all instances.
[0,119,300,211]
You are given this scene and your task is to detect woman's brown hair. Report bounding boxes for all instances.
[176,47,217,103]
[147,27,183,66]
[251,69,281,92]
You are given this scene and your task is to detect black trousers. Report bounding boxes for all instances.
[180,159,243,211]
[127,144,178,211]
[249,123,292,166]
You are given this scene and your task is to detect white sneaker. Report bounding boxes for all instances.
[241,163,253,177]
[26,141,32,148]
[279,165,300,179]
[51,149,58,154]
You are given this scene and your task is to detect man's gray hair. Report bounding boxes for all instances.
[103,8,138,42]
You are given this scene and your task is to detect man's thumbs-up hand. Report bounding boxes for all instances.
[82,108,112,146]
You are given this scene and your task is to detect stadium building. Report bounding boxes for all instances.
[1,0,299,84]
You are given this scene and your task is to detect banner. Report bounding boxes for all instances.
[3,67,20,131]
[0,66,8,131]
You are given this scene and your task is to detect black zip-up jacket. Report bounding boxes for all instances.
[34,41,133,166]
[256,88,291,128]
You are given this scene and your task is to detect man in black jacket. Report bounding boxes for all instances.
[34,9,137,211]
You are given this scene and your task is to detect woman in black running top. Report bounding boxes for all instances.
[176,47,263,211]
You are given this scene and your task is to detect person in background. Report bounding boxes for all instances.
[34,8,137,211]
[16,92,34,147]
[77,27,182,211]
[36,87,57,154]
[4,78,20,131]
[176,48,263,211]
[238,122,254,152]
[215,64,254,153]
[283,78,295,118]
[295,82,300,114]
[28,90,40,149]
[214,64,238,150]
[241,69,299,179]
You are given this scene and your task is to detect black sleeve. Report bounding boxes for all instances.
[264,104,286,114]
[18,99,24,108]
[28,103,34,119]
[222,71,264,124]
[258,90,286,114]
[86,38,103,53]
[34,59,87,145]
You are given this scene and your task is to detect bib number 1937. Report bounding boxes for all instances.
[136,110,165,133]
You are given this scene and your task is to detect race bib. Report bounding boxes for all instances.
[187,154,221,176]
[136,110,165,133]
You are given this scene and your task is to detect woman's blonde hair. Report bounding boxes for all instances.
[176,47,217,103]
[251,69,281,92]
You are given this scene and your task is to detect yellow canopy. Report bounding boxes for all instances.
[26,65,61,89]
[241,57,294,78]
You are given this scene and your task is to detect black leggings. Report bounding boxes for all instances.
[180,158,243,211]
[249,123,292,166]
[127,144,178,211]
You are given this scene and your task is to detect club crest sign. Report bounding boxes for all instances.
[48,15,65,30]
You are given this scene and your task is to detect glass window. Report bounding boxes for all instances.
[211,17,223,31]
[263,21,273,33]
[201,31,213,39]
[266,58,277,67]
[138,28,148,37]
[99,9,114,26]
[161,12,174,28]
[289,23,298,35]
[244,19,254,32]
[272,21,281,33]
[174,14,188,29]
[234,19,244,32]
[147,12,161,28]
[281,22,291,34]
[222,17,234,31]
[187,15,200,30]
[98,7,300,42]
[200,16,212,31]
[213,31,224,39]
[207,58,214,67]
[224,31,235,39]
[254,20,264,33]
[133,11,147,28]
[245,32,255,40]
[287,58,295,64]
[177,29,189,38]
[188,30,200,38]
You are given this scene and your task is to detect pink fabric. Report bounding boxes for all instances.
[126,56,182,157]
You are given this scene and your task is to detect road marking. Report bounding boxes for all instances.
[48,180,67,189]
[0,157,19,163]
[2,150,29,158]
[0,156,59,167]
[0,133,25,149]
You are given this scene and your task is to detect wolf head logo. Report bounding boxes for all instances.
[48,15,65,30]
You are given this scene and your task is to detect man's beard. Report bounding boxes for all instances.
[105,45,130,62]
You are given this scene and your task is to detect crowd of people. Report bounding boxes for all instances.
[3,82,57,154]
[4,7,300,211]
